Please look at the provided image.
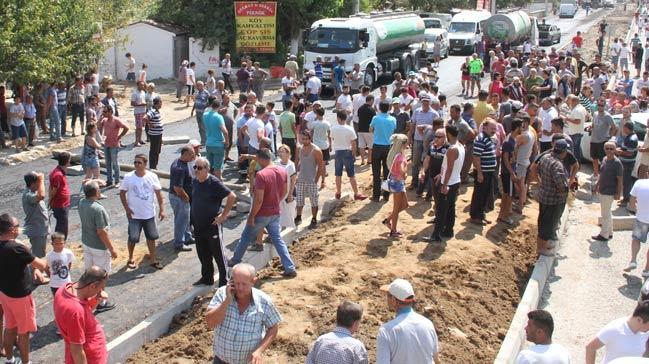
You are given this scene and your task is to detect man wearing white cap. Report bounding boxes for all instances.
[377,278,439,364]
[306,70,322,103]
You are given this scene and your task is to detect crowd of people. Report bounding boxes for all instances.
[6,6,649,363]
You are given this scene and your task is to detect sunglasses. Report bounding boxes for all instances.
[193,165,206,170]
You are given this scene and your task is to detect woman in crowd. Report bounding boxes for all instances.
[382,134,409,238]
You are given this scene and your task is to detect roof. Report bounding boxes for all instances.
[126,20,189,36]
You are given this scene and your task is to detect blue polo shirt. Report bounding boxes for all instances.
[370,113,396,146]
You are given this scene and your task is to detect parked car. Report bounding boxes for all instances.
[603,0,615,8]
[420,29,449,59]
[559,2,579,17]
[580,112,648,162]
[538,24,561,45]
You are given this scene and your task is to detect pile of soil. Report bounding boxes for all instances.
[128,170,539,364]
[578,4,635,63]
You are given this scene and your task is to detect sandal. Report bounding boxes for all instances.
[127,260,136,269]
[150,261,163,270]
[389,231,403,238]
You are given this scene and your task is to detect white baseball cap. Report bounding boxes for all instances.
[381,278,415,302]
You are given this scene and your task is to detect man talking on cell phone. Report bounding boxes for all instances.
[205,263,282,364]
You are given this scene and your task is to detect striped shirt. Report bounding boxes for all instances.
[473,132,497,172]
[306,326,369,364]
[146,109,163,136]
[67,85,85,105]
[57,88,67,106]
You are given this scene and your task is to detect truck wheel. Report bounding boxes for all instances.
[364,67,375,89]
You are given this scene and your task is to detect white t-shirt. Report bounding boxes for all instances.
[311,119,331,150]
[352,94,366,123]
[245,118,265,149]
[620,46,631,59]
[612,42,622,56]
[46,248,75,288]
[304,111,317,129]
[567,104,587,135]
[221,59,231,74]
[336,94,353,113]
[597,317,649,364]
[9,103,25,126]
[635,79,649,93]
[609,358,649,364]
[306,76,321,95]
[131,90,146,115]
[539,107,558,142]
[399,94,414,111]
[186,68,195,85]
[119,171,162,220]
[281,77,294,93]
[631,179,649,223]
[330,123,357,151]
[515,343,572,364]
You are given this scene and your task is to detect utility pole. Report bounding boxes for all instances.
[353,0,360,14]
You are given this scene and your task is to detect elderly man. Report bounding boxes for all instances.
[376,278,439,364]
[191,157,236,287]
[306,300,368,364]
[169,145,196,252]
[593,141,623,242]
[206,263,281,364]
[54,266,110,364]
[0,213,47,364]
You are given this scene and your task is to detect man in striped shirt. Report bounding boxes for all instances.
[469,119,497,225]
[143,97,164,169]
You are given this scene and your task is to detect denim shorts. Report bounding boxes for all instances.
[206,145,225,171]
[633,219,649,243]
[334,150,355,177]
[82,156,99,169]
[11,124,27,139]
[388,178,405,193]
[128,217,159,243]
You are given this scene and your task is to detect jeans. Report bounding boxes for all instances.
[222,73,234,93]
[196,111,206,146]
[469,171,494,220]
[432,182,460,238]
[148,134,162,169]
[104,146,120,184]
[411,140,424,187]
[58,107,67,135]
[599,194,614,238]
[372,144,391,200]
[570,133,583,162]
[195,224,228,286]
[70,103,84,134]
[231,215,296,274]
[623,161,636,202]
[283,138,296,162]
[49,108,61,140]
[52,207,69,239]
[169,194,192,247]
[24,118,35,145]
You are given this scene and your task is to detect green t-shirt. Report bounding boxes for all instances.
[279,111,296,138]
[468,59,483,74]
[525,76,544,94]
[78,198,109,250]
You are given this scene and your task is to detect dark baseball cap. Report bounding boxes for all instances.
[553,139,568,153]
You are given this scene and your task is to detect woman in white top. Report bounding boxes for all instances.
[277,144,297,229]
[206,69,217,95]
[138,64,148,83]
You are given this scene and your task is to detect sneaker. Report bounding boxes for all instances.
[591,234,609,242]
[282,270,297,278]
[95,301,116,313]
[308,219,318,229]
[294,216,302,225]
[248,244,264,252]
[174,245,192,252]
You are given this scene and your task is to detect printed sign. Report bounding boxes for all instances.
[235,1,277,53]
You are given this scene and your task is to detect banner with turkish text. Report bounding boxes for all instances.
[234,1,277,53]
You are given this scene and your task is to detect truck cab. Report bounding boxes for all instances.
[448,10,491,55]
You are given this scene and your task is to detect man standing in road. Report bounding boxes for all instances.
[516,310,571,364]
[131,80,147,147]
[204,98,229,179]
[143,97,164,170]
[624,178,649,277]
[306,300,368,364]
[206,263,282,364]
[22,172,49,258]
[54,266,110,364]
[0,213,47,364]
[409,95,437,190]
[357,95,376,166]
[119,154,165,270]
[539,97,558,153]
[49,151,71,239]
[588,99,616,179]
[295,132,324,228]
[376,278,439,364]
[331,111,366,201]
[191,157,236,287]
[562,94,587,162]
[221,53,235,93]
[68,76,86,137]
[370,101,397,202]
[616,121,639,206]
[191,81,210,146]
[593,141,623,242]
[468,53,484,98]
[469,119,497,225]
[169,146,195,252]
[99,105,129,187]
[306,70,322,103]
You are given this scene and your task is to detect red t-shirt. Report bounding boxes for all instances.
[49,165,70,208]
[101,116,126,148]
[572,35,583,48]
[53,283,107,364]
[254,165,287,217]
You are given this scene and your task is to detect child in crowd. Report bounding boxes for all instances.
[45,232,75,297]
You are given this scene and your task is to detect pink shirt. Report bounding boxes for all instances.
[101,116,126,148]
[390,153,406,180]
[254,165,287,217]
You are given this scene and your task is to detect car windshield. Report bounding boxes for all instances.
[538,24,551,31]
[449,22,475,33]
[425,33,441,42]
[424,19,442,29]
[306,28,359,52]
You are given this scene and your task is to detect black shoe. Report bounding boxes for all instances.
[423,235,442,243]
[282,270,297,278]
[185,238,196,245]
[95,301,116,313]
[174,245,192,252]
[308,219,317,229]
[105,181,113,187]
[371,197,380,202]
[294,216,302,225]
[591,234,609,241]
[192,279,213,286]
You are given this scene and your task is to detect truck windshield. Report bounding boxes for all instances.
[306,28,359,53]
[449,22,475,33]
[424,19,442,29]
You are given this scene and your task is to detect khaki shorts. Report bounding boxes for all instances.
[358,132,374,149]
[83,244,112,273]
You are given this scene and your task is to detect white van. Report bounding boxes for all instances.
[559,0,579,18]
[448,10,491,55]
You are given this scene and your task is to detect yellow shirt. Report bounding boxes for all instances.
[473,101,495,127]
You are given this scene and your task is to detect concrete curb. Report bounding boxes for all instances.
[494,203,571,363]
[106,192,352,364]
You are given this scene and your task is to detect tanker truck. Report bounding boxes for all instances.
[480,10,539,50]
[303,11,426,89]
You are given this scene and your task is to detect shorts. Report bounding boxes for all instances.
[206,145,225,171]
[470,73,481,81]
[388,177,405,193]
[0,292,37,334]
[296,181,318,207]
[358,132,374,149]
[128,217,160,243]
[462,74,470,81]
[11,123,27,139]
[187,85,195,95]
[82,156,99,169]
[515,163,529,179]
[501,172,514,196]
[83,244,112,273]
[538,203,565,241]
[332,80,343,95]
[620,58,629,69]
[590,142,605,161]
[334,150,355,177]
[322,148,330,161]
[611,56,619,65]
[134,113,145,128]
[126,72,136,81]
[632,219,649,243]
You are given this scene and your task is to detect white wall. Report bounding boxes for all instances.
[98,43,116,81]
[113,23,175,80]
[189,37,220,81]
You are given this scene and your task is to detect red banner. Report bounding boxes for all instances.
[234,2,277,54]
